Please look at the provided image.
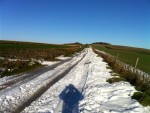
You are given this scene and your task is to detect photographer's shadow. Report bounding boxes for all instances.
[59,84,84,113]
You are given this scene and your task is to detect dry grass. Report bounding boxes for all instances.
[93,48,150,106]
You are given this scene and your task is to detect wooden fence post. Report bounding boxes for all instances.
[135,57,139,69]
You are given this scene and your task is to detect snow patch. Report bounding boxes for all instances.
[41,61,59,66]
[56,55,71,60]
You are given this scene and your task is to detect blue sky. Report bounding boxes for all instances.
[0,0,150,49]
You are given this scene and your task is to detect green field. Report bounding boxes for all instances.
[0,40,82,59]
[92,43,150,74]
[0,40,79,50]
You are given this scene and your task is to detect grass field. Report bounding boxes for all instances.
[0,40,82,59]
[92,43,150,74]
[0,40,79,49]
[0,40,83,77]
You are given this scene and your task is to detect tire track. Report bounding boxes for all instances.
[0,49,87,113]
[14,50,87,113]
[22,48,94,113]
[0,50,83,91]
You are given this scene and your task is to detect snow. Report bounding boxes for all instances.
[56,55,71,60]
[0,59,63,85]
[0,55,70,84]
[41,61,59,66]
[80,52,149,113]
[22,48,149,113]
[0,48,149,113]
[22,48,92,112]
[0,76,16,86]
[0,49,87,112]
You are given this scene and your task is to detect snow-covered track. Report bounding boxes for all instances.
[22,48,95,112]
[0,49,88,113]
[23,48,149,113]
[14,53,87,113]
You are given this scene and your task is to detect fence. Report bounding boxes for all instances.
[93,48,150,90]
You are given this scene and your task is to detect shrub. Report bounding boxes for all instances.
[140,93,150,106]
[132,92,150,106]
[132,92,143,101]
[106,77,125,83]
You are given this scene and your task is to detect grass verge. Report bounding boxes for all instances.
[93,48,150,106]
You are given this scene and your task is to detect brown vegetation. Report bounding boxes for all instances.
[93,48,150,106]
[0,47,81,61]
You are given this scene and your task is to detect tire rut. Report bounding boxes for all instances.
[13,50,87,113]
[0,51,84,91]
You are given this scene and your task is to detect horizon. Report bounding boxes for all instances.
[1,39,150,50]
[1,0,150,49]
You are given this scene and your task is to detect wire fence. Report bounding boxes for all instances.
[94,49,150,88]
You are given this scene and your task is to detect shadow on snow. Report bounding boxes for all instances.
[59,84,84,113]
